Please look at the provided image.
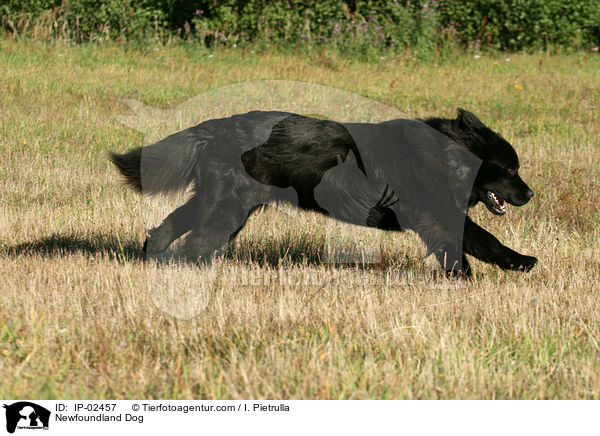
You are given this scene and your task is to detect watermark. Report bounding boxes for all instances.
[3,402,51,433]
[2,400,595,435]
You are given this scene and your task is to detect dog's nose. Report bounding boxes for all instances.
[526,189,534,199]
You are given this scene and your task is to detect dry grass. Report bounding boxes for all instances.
[0,40,599,399]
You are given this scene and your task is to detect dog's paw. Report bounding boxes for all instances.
[518,255,538,272]
[445,266,472,280]
[508,254,538,272]
[144,227,174,255]
[143,236,170,255]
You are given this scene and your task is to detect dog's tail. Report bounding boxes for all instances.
[110,128,210,195]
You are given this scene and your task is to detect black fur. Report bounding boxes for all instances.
[423,109,537,274]
[110,108,537,277]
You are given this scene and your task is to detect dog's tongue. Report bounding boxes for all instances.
[491,191,505,208]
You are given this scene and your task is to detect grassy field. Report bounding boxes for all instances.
[0,40,599,399]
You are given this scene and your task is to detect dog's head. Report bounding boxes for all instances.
[429,108,534,215]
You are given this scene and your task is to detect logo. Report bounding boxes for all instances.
[3,402,50,433]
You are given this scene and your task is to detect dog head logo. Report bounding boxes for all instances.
[3,402,50,433]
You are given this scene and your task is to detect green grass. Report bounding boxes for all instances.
[0,40,599,399]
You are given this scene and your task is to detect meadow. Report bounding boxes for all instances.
[0,40,599,399]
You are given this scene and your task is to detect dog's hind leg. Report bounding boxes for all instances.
[227,204,266,244]
[144,196,198,255]
[183,193,252,263]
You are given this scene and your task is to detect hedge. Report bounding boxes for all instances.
[1,0,598,51]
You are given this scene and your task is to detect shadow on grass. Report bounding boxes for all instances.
[2,232,145,261]
[224,234,439,276]
[227,235,326,267]
[2,232,426,275]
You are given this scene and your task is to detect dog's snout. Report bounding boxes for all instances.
[526,189,534,200]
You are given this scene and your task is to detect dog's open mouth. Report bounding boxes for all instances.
[485,191,506,215]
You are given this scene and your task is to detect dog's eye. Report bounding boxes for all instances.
[507,168,514,174]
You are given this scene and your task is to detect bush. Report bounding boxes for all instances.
[0,0,166,41]
[1,0,598,52]
[189,0,442,59]
[438,0,600,50]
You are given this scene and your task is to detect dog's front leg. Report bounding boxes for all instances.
[431,246,472,279]
[415,225,470,278]
[463,217,537,271]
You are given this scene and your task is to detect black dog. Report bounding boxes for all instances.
[110,108,537,277]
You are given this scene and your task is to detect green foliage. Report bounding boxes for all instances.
[438,0,600,50]
[0,0,166,41]
[189,1,441,59]
[0,0,598,52]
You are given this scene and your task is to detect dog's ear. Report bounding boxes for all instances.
[456,108,484,130]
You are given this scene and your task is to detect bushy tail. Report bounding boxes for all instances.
[109,128,204,195]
